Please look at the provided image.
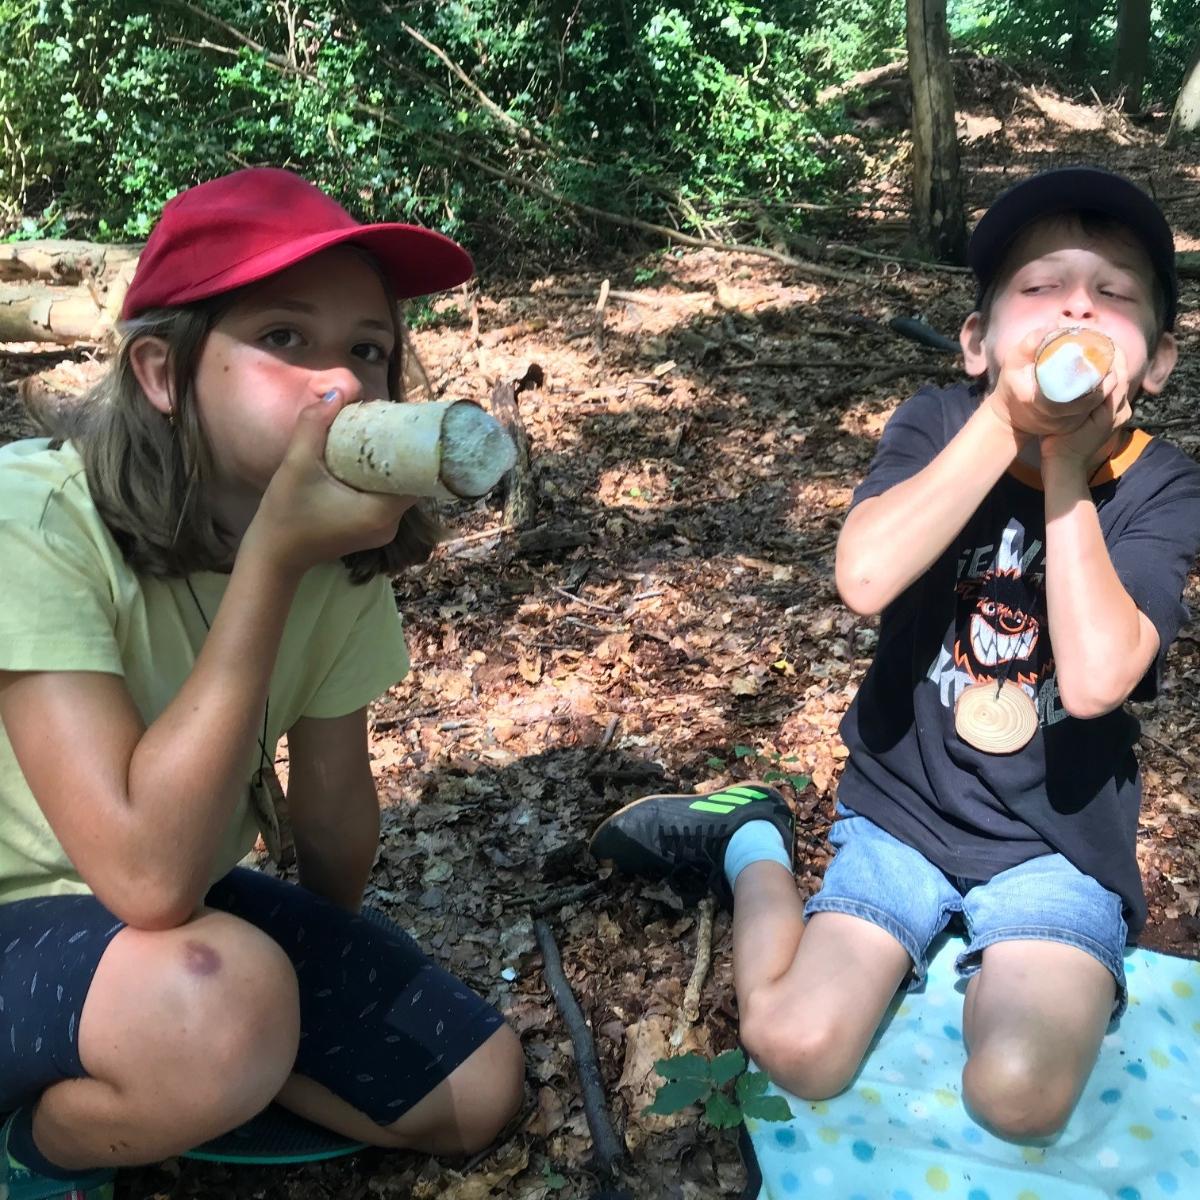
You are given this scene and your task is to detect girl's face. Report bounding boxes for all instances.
[961,217,1176,396]
[192,246,395,520]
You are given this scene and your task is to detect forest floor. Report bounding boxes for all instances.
[3,58,1199,1200]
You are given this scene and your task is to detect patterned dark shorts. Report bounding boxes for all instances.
[0,868,504,1122]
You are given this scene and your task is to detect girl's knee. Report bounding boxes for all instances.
[962,1045,1076,1139]
[90,913,300,1115]
[381,1023,526,1156]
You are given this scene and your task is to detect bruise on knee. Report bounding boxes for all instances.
[183,939,222,976]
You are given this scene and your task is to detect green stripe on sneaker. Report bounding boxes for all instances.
[690,799,738,814]
[724,786,769,799]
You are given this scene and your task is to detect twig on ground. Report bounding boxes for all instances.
[671,896,716,1047]
[594,278,611,354]
[532,880,606,918]
[437,525,511,555]
[822,361,962,404]
[1140,732,1200,776]
[711,356,915,372]
[583,716,621,773]
[534,919,626,1175]
[826,242,972,274]
[552,585,621,615]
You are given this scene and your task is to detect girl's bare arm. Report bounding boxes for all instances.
[286,708,381,912]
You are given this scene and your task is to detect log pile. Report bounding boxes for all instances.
[0,240,140,345]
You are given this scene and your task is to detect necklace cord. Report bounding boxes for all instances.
[183,576,272,773]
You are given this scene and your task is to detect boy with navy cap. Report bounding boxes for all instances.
[591,166,1200,1138]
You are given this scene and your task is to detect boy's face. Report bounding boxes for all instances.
[960,216,1177,399]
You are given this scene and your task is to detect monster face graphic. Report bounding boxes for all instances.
[956,568,1042,686]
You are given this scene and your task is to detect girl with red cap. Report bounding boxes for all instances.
[0,168,524,1199]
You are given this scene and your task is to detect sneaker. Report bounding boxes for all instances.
[588,782,794,904]
[0,1110,115,1200]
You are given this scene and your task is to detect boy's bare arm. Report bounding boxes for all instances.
[1042,388,1159,718]
[836,402,1025,615]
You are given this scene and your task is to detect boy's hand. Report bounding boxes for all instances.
[985,329,1108,439]
[1040,345,1133,471]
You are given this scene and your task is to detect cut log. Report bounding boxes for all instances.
[0,287,110,344]
[0,239,140,286]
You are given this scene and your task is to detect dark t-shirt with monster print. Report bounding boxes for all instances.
[837,382,1200,933]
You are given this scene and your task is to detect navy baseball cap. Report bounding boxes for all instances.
[968,167,1177,330]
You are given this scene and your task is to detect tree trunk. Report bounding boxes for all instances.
[906,0,967,264]
[1114,0,1152,112]
[1166,38,1200,146]
[0,286,110,344]
[1066,0,1097,75]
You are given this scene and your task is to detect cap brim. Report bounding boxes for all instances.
[154,223,474,310]
[968,167,1176,326]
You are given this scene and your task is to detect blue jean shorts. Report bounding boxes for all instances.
[804,804,1129,1017]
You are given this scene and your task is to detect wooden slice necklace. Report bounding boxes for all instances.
[184,577,295,867]
[953,567,1040,755]
[954,677,1039,754]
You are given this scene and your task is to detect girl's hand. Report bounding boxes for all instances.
[985,329,1108,440]
[248,392,416,574]
[1040,345,1133,472]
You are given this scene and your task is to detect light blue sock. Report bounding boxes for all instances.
[724,820,791,892]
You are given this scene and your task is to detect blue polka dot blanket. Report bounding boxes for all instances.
[741,936,1200,1200]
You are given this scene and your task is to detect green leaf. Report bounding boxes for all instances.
[706,756,727,769]
[742,1094,793,1122]
[735,1069,770,1101]
[705,1090,743,1128]
[788,774,812,791]
[733,744,755,758]
[709,1047,747,1086]
[542,1164,568,1189]
[654,1052,711,1082]
[645,1076,711,1114]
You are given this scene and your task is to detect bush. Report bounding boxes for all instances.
[0,0,887,261]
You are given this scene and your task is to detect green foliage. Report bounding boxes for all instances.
[646,1049,793,1127]
[706,744,811,795]
[949,0,1196,103]
[0,0,881,257]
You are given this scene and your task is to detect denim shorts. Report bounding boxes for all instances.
[804,804,1129,1017]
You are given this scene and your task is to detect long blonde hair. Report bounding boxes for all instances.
[57,268,441,583]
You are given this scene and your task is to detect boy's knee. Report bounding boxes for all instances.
[962,1045,1075,1139]
[739,993,860,1101]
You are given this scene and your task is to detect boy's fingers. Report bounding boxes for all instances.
[1016,328,1046,364]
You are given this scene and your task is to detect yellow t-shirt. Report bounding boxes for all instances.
[0,438,410,903]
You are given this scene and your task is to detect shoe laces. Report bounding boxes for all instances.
[658,822,722,866]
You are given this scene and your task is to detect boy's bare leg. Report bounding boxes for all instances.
[961,939,1115,1140]
[732,861,912,1099]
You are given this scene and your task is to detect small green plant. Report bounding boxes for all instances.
[541,1162,568,1190]
[706,744,810,794]
[646,1049,792,1128]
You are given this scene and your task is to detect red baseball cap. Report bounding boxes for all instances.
[121,167,474,319]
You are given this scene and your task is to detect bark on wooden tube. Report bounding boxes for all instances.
[325,399,517,499]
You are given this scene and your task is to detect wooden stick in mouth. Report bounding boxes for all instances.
[1034,327,1114,405]
[325,399,517,499]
